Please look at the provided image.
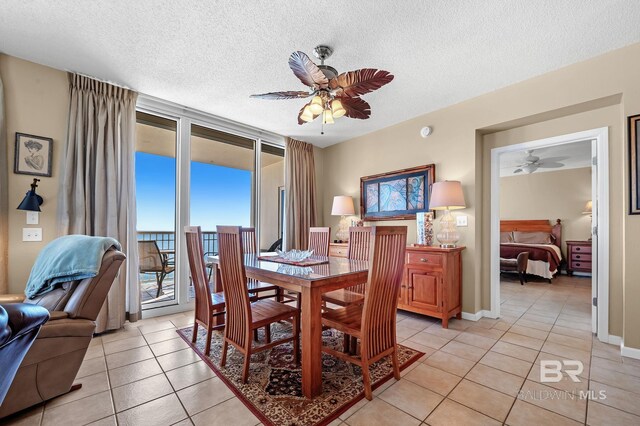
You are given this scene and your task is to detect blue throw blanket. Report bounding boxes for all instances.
[25,235,121,299]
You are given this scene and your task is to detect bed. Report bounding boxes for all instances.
[500,219,563,282]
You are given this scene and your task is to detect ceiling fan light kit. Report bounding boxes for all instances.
[251,45,394,134]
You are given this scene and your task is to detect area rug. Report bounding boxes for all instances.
[176,323,423,426]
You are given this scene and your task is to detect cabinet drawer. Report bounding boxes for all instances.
[570,260,591,270]
[329,246,348,258]
[571,253,592,262]
[407,252,443,266]
[570,245,592,254]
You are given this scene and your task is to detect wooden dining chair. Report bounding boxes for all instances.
[184,226,226,356]
[323,226,372,307]
[321,226,407,400]
[217,226,300,383]
[279,226,332,308]
[308,227,330,256]
[241,227,279,301]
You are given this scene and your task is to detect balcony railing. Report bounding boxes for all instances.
[136,230,218,255]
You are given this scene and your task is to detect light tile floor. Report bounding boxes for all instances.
[5,275,640,425]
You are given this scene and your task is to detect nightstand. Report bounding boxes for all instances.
[566,240,592,275]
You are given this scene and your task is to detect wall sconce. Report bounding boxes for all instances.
[17,178,44,212]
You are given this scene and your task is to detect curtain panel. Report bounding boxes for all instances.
[284,138,317,250]
[58,74,139,332]
[0,74,7,294]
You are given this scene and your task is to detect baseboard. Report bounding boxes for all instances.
[607,335,622,346]
[461,311,490,321]
[621,341,640,360]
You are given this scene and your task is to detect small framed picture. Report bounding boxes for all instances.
[14,133,53,177]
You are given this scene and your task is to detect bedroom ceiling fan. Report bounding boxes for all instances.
[513,150,567,174]
[250,45,394,133]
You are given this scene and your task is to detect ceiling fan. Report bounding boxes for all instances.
[513,150,567,174]
[250,45,394,132]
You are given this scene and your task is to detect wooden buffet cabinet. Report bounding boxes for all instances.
[330,242,464,328]
[399,246,465,328]
[329,242,349,258]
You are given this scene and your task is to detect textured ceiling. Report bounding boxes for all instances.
[1,1,640,147]
[499,140,592,177]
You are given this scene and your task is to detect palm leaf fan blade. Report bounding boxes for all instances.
[288,51,328,89]
[250,91,311,100]
[338,97,371,119]
[329,69,394,97]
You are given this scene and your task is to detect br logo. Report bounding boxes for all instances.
[540,360,584,383]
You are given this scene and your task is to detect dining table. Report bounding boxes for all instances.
[206,253,369,399]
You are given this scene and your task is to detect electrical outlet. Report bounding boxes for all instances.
[26,211,39,225]
[23,228,42,242]
[456,215,468,227]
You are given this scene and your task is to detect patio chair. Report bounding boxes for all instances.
[138,240,175,298]
[217,226,300,383]
[321,226,407,400]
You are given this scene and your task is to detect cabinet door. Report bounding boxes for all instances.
[408,268,441,312]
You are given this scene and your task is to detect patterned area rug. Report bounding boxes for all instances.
[176,322,423,426]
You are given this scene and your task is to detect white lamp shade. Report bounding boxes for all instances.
[309,96,324,115]
[331,195,355,216]
[583,200,592,214]
[429,181,466,210]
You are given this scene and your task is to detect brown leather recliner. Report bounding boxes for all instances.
[0,247,125,418]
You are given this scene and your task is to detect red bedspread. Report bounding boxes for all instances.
[500,243,562,272]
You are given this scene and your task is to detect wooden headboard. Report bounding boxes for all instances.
[500,219,562,249]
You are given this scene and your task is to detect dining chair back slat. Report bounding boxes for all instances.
[241,227,257,254]
[308,227,330,256]
[347,226,372,294]
[185,226,213,327]
[361,226,407,361]
[217,226,252,350]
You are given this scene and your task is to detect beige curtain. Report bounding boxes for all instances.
[0,73,7,294]
[58,74,139,332]
[284,138,317,250]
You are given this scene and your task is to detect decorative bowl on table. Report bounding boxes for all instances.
[275,249,314,262]
[276,264,314,276]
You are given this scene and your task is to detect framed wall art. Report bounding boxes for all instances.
[360,164,436,221]
[14,133,53,177]
[630,114,640,214]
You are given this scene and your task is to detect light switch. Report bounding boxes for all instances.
[23,228,42,242]
[456,215,468,227]
[26,211,39,225]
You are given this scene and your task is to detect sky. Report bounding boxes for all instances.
[136,152,251,231]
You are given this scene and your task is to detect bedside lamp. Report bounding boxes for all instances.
[17,178,44,212]
[429,181,466,248]
[582,200,592,216]
[331,195,355,242]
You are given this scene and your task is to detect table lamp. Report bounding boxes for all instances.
[429,181,466,248]
[331,195,355,242]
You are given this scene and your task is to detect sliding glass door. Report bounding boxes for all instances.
[135,100,284,316]
[135,112,178,311]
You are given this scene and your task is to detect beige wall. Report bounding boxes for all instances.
[322,42,640,349]
[0,55,69,292]
[481,105,624,337]
[500,167,592,257]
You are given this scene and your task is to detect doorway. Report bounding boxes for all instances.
[490,127,609,342]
